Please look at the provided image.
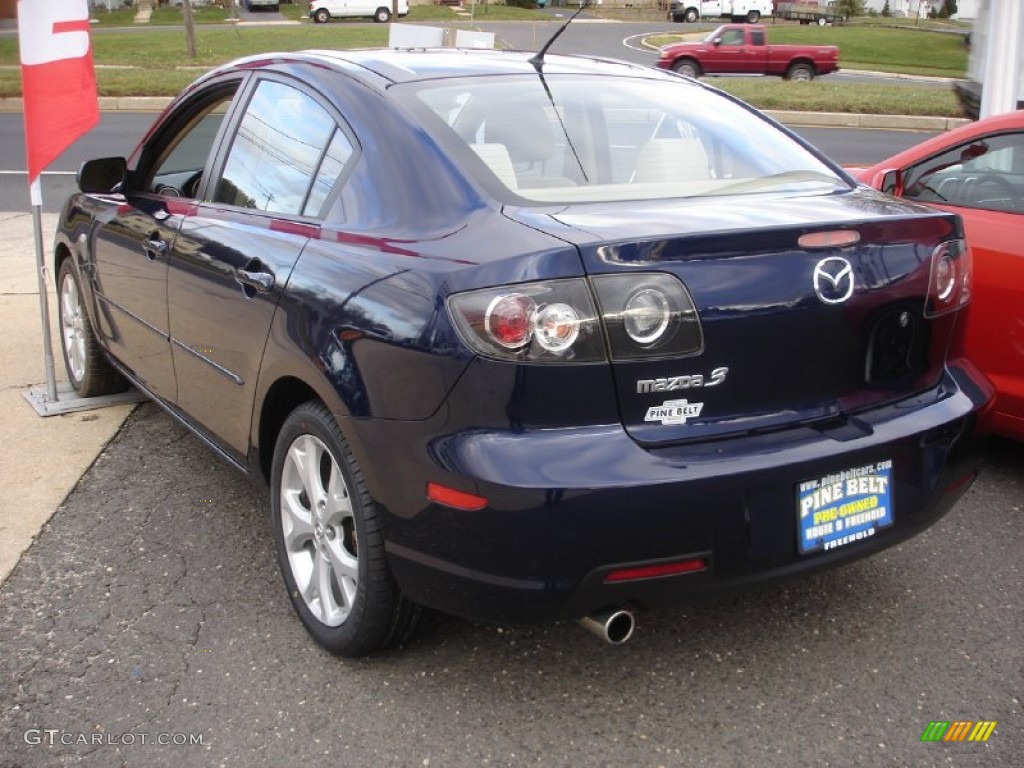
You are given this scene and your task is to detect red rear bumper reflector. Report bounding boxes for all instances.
[426,482,488,511]
[604,558,708,583]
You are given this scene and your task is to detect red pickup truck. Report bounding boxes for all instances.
[656,24,840,81]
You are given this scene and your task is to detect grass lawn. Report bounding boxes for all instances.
[0,11,965,114]
[708,78,960,117]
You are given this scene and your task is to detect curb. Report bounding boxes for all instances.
[0,96,969,130]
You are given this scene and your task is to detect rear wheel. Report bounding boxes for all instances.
[746,10,760,22]
[313,7,329,22]
[672,58,701,78]
[817,15,828,26]
[57,259,127,397]
[270,401,420,656]
[374,6,392,22]
[786,62,815,82]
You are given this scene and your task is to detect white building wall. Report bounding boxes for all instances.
[861,0,976,17]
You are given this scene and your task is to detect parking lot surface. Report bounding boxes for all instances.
[1,404,1021,767]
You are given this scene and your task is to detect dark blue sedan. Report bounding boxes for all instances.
[55,48,991,655]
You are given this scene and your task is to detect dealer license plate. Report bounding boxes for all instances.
[797,460,894,555]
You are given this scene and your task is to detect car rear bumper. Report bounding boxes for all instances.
[355,362,990,625]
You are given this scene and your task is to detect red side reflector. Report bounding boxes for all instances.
[945,469,978,497]
[426,482,488,511]
[604,558,708,583]
[798,230,861,249]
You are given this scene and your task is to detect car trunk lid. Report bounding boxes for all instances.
[504,190,965,445]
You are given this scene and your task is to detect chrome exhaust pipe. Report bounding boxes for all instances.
[579,608,635,645]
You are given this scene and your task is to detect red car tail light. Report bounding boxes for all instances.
[448,274,703,363]
[925,239,971,317]
[448,279,604,362]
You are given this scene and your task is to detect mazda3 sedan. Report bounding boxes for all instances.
[56,48,990,655]
[858,110,1024,442]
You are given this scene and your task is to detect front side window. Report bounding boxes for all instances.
[903,131,1024,214]
[401,74,847,205]
[215,79,347,216]
[140,83,240,199]
[718,29,745,46]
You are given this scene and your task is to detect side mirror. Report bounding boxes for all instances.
[875,168,903,197]
[77,157,127,194]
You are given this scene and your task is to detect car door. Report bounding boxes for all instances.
[705,27,748,74]
[167,76,357,461]
[898,130,1024,435]
[86,83,240,398]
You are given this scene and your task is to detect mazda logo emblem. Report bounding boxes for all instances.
[813,257,854,305]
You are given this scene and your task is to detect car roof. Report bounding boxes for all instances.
[219,47,664,86]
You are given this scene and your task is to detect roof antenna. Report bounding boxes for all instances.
[529,0,592,71]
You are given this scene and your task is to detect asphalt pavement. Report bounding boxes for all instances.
[0,399,1021,766]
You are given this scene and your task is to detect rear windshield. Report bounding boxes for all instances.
[397,74,848,205]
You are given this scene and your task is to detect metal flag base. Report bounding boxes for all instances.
[22,382,146,418]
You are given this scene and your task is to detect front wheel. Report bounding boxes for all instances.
[683,7,698,23]
[57,259,127,397]
[672,58,700,78]
[313,7,329,23]
[270,402,420,656]
[786,62,815,82]
[374,6,392,22]
[746,10,760,23]
[817,15,828,26]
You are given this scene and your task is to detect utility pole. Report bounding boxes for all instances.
[183,0,197,59]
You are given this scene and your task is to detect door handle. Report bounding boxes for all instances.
[143,235,169,261]
[235,268,275,294]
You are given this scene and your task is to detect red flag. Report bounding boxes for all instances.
[17,0,98,194]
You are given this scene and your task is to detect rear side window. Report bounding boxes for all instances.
[215,79,352,216]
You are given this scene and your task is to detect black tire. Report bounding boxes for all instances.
[270,401,420,656]
[672,58,701,78]
[786,62,815,82]
[313,7,329,22]
[56,259,127,397]
[746,10,760,23]
[374,6,392,22]
[817,15,827,26]
[683,7,698,23]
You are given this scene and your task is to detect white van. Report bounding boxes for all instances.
[310,0,409,23]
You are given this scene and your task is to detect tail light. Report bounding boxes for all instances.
[924,239,971,317]
[447,274,703,363]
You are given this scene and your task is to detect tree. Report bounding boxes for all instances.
[881,0,891,16]
[834,0,865,18]
[940,0,957,18]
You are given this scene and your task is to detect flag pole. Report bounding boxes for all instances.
[29,177,58,403]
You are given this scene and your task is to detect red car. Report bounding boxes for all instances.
[859,111,1024,441]
[656,24,840,81]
